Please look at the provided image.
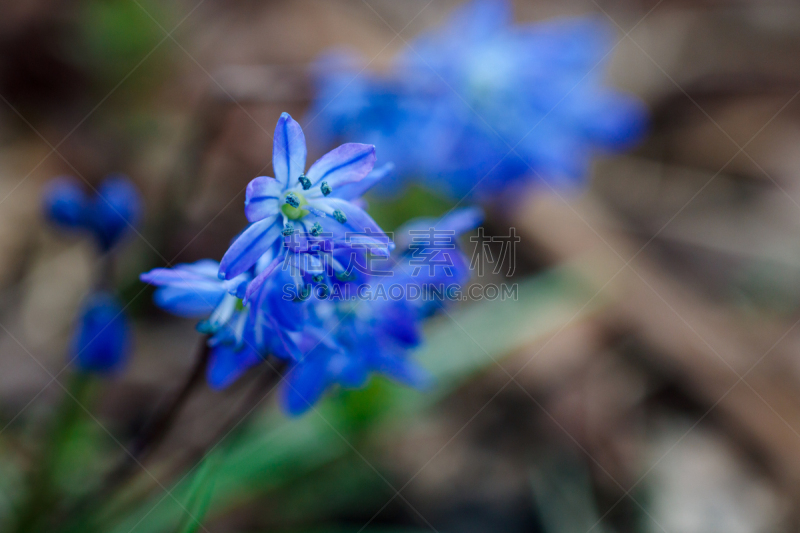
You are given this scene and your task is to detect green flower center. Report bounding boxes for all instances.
[282,191,309,220]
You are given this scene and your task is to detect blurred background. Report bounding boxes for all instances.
[2,0,800,532]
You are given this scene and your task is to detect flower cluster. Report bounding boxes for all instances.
[43,174,142,251]
[43,174,141,374]
[308,0,647,199]
[141,113,480,415]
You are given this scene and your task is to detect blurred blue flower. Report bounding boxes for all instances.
[43,176,88,229]
[43,174,142,250]
[71,292,131,374]
[89,175,143,250]
[218,112,393,292]
[309,0,648,199]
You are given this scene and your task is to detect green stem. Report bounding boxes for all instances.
[12,373,93,533]
[54,338,211,531]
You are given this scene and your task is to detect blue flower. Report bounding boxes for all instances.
[43,176,88,229]
[140,108,481,415]
[218,112,393,292]
[71,292,131,374]
[43,174,142,250]
[141,140,398,393]
[308,0,647,198]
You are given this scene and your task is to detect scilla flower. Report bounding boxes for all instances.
[71,292,131,374]
[141,110,474,416]
[43,174,142,250]
[141,151,396,391]
[309,0,647,198]
[218,113,393,292]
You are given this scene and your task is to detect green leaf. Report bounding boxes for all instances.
[176,455,218,533]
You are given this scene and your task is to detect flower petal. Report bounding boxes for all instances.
[254,306,303,360]
[207,343,263,390]
[272,112,307,188]
[393,208,482,250]
[243,254,284,304]
[332,162,394,200]
[305,143,376,189]
[316,198,392,248]
[376,301,423,347]
[437,207,483,234]
[256,267,307,332]
[140,261,220,290]
[153,286,223,317]
[282,355,329,415]
[331,352,368,388]
[579,92,649,150]
[370,353,431,389]
[219,215,281,279]
[245,176,283,222]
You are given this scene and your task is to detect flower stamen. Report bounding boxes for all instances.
[282,191,309,220]
[285,192,300,208]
